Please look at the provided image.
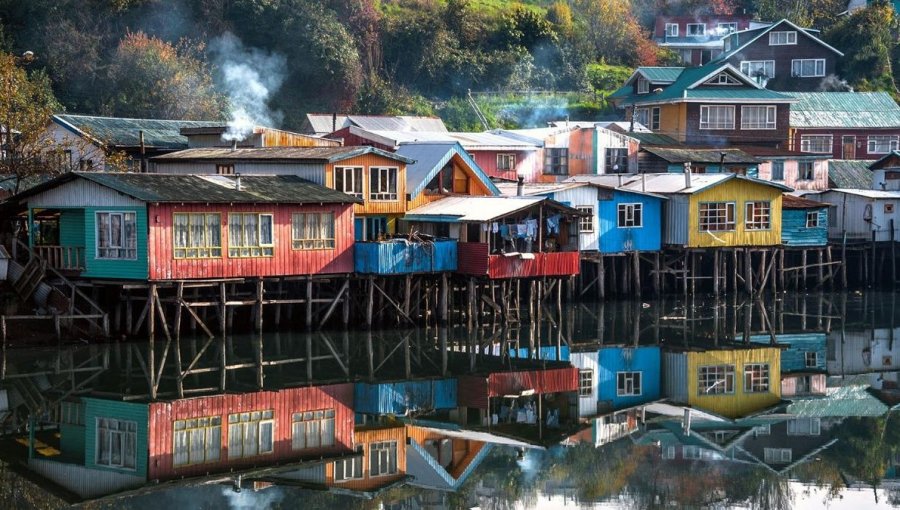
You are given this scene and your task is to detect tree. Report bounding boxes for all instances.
[824,2,898,93]
[105,32,226,120]
[571,0,660,67]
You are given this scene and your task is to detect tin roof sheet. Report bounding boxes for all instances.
[641,146,761,164]
[404,196,548,222]
[304,114,447,135]
[827,188,900,199]
[150,146,413,164]
[782,194,829,209]
[786,385,889,417]
[395,142,500,198]
[53,114,222,149]
[828,159,873,189]
[788,92,900,128]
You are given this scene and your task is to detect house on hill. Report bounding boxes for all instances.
[653,14,755,66]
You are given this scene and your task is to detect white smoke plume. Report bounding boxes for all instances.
[210,32,287,142]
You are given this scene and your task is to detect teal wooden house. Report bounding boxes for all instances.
[781,195,829,247]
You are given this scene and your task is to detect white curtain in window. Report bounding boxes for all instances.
[190,214,204,248]
[259,215,272,245]
[174,214,189,248]
[206,214,220,249]
[110,214,122,248]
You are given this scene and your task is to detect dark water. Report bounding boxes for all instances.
[1,291,899,509]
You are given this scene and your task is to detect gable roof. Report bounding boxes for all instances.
[404,196,581,223]
[395,142,500,199]
[782,194,829,209]
[828,159,873,188]
[868,150,900,170]
[715,18,844,63]
[52,114,222,150]
[150,146,414,164]
[613,172,792,194]
[786,384,890,417]
[346,127,540,151]
[788,92,900,128]
[641,147,761,165]
[609,62,793,106]
[303,114,447,135]
[496,178,667,200]
[626,132,681,146]
[11,172,361,205]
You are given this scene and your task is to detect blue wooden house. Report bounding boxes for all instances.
[597,346,661,412]
[750,332,827,397]
[781,195,829,247]
[498,178,666,254]
[353,379,458,420]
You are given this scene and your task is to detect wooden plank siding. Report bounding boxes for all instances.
[755,159,829,191]
[147,203,354,280]
[470,150,541,182]
[147,383,354,481]
[82,398,150,478]
[781,208,828,246]
[688,178,784,247]
[325,426,407,491]
[686,347,782,419]
[325,154,408,217]
[457,243,580,279]
[405,425,486,480]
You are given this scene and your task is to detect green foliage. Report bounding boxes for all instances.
[825,3,898,93]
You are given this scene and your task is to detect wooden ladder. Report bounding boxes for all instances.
[12,257,46,302]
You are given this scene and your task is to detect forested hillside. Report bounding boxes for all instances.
[0,0,897,130]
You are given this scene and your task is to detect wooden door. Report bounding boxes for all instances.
[842,135,856,159]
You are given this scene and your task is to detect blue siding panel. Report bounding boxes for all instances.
[749,333,826,373]
[782,209,828,247]
[597,190,663,254]
[354,240,457,274]
[354,379,458,415]
[597,346,661,410]
[509,345,570,361]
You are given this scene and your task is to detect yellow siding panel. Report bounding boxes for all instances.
[328,426,407,491]
[326,155,408,216]
[688,179,783,248]
[659,104,685,141]
[686,347,782,419]
[407,157,494,210]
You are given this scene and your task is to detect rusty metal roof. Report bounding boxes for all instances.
[782,194,828,209]
[641,146,761,164]
[150,146,413,164]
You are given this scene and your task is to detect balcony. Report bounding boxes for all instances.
[457,243,580,279]
[354,239,457,275]
[34,245,85,273]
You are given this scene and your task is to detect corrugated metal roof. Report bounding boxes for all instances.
[626,132,681,146]
[828,159,873,189]
[562,175,669,199]
[788,92,900,128]
[613,172,791,194]
[13,172,361,204]
[492,126,579,145]
[404,196,547,222]
[641,147,761,164]
[828,188,900,199]
[304,114,447,135]
[357,129,540,150]
[638,67,685,82]
[394,142,500,198]
[786,385,889,417]
[684,89,790,100]
[53,114,222,149]
[150,146,413,164]
[495,182,585,196]
[782,194,829,209]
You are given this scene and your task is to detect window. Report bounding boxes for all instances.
[216,164,234,175]
[806,211,820,228]
[868,135,900,154]
[605,148,629,173]
[334,166,364,198]
[764,448,792,463]
[800,135,833,154]
[741,106,776,130]
[706,73,741,85]
[369,440,398,477]
[635,107,661,131]
[578,369,593,397]
[743,363,770,392]
[96,212,137,260]
[334,446,364,482]
[618,203,643,228]
[769,31,797,45]
[228,213,274,257]
[787,418,821,436]
[687,23,706,36]
[740,60,775,80]
[544,148,569,175]
[228,410,274,459]
[617,371,642,396]
[888,203,896,214]
[60,401,84,426]
[717,22,738,33]
[173,416,222,467]
[292,409,336,450]
[745,201,771,230]
[799,161,815,180]
[698,365,735,394]
[96,418,137,469]
[683,446,702,459]
[665,23,679,37]
[173,213,222,259]
[292,213,335,250]
[497,154,517,171]
[699,202,736,231]
[756,424,771,436]
[637,77,649,94]
[771,161,784,181]
[370,167,398,201]
[577,207,594,233]
[700,106,735,130]
[662,446,676,459]
[792,59,825,77]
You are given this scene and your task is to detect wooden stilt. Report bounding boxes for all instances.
[632,251,641,298]
[305,277,313,329]
[713,250,720,297]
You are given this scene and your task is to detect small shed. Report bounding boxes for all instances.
[780,194,829,247]
[813,188,900,241]
[353,379,458,417]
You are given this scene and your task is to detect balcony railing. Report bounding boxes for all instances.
[34,245,85,272]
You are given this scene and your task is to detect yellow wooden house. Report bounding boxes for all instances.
[663,346,782,419]
[619,173,790,248]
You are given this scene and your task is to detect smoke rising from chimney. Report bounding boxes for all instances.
[210,32,287,142]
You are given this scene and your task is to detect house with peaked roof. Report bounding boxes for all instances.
[653,15,755,66]
[300,114,447,137]
[779,195,830,247]
[812,188,900,241]
[45,114,222,172]
[788,92,900,160]
[608,62,795,147]
[715,19,845,92]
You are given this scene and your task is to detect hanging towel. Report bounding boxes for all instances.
[517,224,528,237]
[526,219,538,237]
[546,214,560,234]
[491,222,499,233]
[482,223,489,232]
[499,225,509,237]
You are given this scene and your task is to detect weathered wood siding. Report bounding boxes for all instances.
[688,179,783,247]
[817,191,900,241]
[547,186,600,251]
[756,159,829,191]
[598,190,664,253]
[781,208,828,246]
[147,202,354,280]
[684,103,789,147]
[83,397,150,478]
[325,426,407,491]
[570,351,599,418]
[686,347,782,419]
[325,154,408,216]
[722,29,838,92]
[147,383,354,481]
[81,207,149,280]
[789,128,900,160]
[470,150,540,182]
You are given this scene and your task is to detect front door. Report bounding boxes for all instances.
[842,135,856,159]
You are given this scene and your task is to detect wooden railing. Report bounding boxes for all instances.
[34,245,85,271]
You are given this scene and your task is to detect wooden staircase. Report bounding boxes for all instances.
[12,257,46,303]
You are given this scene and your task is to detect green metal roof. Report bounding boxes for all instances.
[14,172,362,205]
[53,114,222,149]
[637,67,684,83]
[786,385,889,417]
[828,159,873,189]
[684,89,791,100]
[788,92,900,128]
[625,132,681,146]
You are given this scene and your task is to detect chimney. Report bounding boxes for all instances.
[517,175,524,196]
[332,112,337,133]
[231,139,237,151]
[683,408,692,435]
[641,172,646,192]
[235,173,242,191]
[684,162,692,188]
[139,130,147,173]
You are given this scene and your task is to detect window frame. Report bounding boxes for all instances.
[698,202,736,232]
[867,135,900,154]
[769,31,797,45]
[771,160,785,181]
[369,166,399,201]
[787,417,821,436]
[686,23,706,36]
[173,415,222,467]
[95,211,138,260]
[798,160,816,180]
[576,206,594,233]
[699,105,735,130]
[717,22,738,33]
[334,445,364,482]
[173,212,222,259]
[291,409,336,451]
[227,212,275,258]
[291,212,336,250]
[805,351,819,367]
[741,105,776,130]
[764,447,793,463]
[744,201,771,231]
[791,58,825,77]
[805,211,820,228]
[578,369,593,397]
[369,440,399,477]
[216,164,235,175]
[617,203,643,228]
[96,417,137,470]
[800,135,833,154]
[698,364,735,395]
[637,77,649,94]
[227,410,275,459]
[496,153,517,171]
[743,363,770,393]
[617,371,643,396]
[543,148,569,175]
[665,23,679,37]
[740,60,775,80]
[334,166,364,198]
